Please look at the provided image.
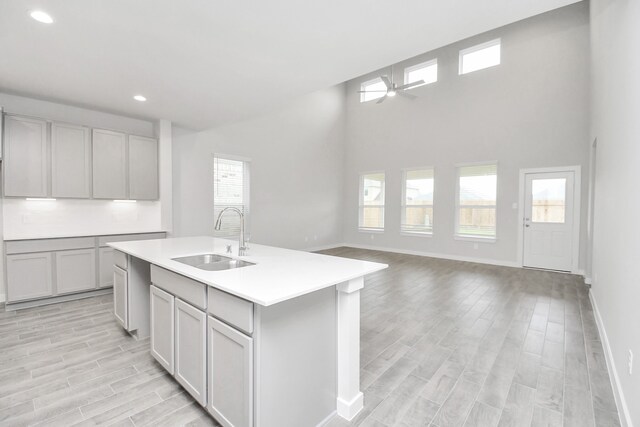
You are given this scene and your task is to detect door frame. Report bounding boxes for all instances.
[517,165,581,274]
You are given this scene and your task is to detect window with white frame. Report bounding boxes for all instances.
[213,155,250,237]
[359,172,385,230]
[404,59,438,88]
[459,39,501,75]
[401,168,434,234]
[360,77,387,102]
[456,164,497,238]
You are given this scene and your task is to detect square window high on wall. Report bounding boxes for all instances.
[359,172,385,231]
[459,39,501,74]
[404,59,438,88]
[456,164,497,239]
[214,155,250,237]
[360,78,387,102]
[401,168,434,234]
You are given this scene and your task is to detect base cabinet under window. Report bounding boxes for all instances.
[207,315,253,427]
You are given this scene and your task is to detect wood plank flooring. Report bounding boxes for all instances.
[0,247,621,426]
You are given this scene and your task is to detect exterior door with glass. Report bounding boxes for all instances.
[523,171,575,271]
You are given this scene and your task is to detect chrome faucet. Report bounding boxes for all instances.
[214,207,248,256]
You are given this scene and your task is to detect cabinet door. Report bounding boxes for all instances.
[150,285,175,374]
[51,123,91,198]
[6,253,53,302]
[55,249,97,295]
[113,266,128,329]
[208,316,253,427]
[92,129,127,199]
[3,115,49,197]
[98,247,115,288]
[128,135,158,200]
[175,299,207,406]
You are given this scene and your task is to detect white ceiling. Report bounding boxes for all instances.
[0,0,580,130]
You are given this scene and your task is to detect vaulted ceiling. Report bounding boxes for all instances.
[0,0,581,129]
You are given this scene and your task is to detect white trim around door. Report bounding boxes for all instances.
[517,166,581,274]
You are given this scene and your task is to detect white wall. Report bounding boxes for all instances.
[172,85,345,250]
[343,3,590,268]
[590,0,640,424]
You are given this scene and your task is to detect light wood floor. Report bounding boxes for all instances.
[0,247,620,426]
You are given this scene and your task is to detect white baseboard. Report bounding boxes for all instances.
[589,290,632,427]
[0,293,5,304]
[342,243,521,268]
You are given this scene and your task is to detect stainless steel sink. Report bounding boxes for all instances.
[171,254,255,271]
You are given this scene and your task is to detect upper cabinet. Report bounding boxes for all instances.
[129,135,159,200]
[92,129,128,199]
[1,113,159,200]
[3,115,49,197]
[51,123,91,198]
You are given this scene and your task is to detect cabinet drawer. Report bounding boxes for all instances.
[6,237,96,255]
[208,287,254,335]
[150,266,207,311]
[114,250,128,270]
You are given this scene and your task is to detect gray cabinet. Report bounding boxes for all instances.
[128,135,159,200]
[175,299,207,406]
[51,123,91,198]
[208,315,253,427]
[114,266,128,329]
[55,249,96,295]
[98,247,115,288]
[150,285,175,374]
[6,253,54,302]
[3,115,49,197]
[92,129,127,199]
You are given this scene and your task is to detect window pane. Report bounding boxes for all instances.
[402,206,433,233]
[362,173,385,206]
[405,61,438,87]
[531,178,566,223]
[459,165,497,206]
[214,157,247,237]
[361,79,387,102]
[361,207,384,229]
[405,169,434,205]
[460,40,501,74]
[458,207,496,236]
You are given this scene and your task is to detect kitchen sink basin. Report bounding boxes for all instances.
[171,254,255,271]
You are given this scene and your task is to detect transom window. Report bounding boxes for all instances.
[359,172,385,230]
[459,39,501,75]
[360,78,387,102]
[456,164,497,238]
[213,155,250,237]
[404,59,438,88]
[401,168,434,234]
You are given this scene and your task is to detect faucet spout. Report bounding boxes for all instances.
[214,207,247,256]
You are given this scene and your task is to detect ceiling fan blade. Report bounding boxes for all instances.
[381,76,392,90]
[357,90,387,93]
[396,80,425,91]
[376,95,387,104]
[397,90,417,100]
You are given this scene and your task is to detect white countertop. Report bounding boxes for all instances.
[108,236,388,306]
[4,230,167,241]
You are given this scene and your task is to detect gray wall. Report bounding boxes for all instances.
[343,3,590,268]
[172,86,345,250]
[590,0,640,424]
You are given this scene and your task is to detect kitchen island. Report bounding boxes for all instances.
[108,236,387,427]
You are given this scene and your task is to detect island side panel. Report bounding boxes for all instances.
[254,286,336,427]
[127,256,152,339]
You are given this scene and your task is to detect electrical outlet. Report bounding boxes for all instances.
[473,243,479,250]
[304,236,309,242]
[313,235,318,241]
[629,350,634,375]
[370,234,374,240]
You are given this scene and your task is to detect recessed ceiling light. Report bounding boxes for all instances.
[133,95,147,102]
[30,10,54,24]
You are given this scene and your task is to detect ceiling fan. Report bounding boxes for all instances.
[358,69,425,104]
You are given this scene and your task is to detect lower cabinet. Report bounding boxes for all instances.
[113,266,128,329]
[56,249,96,295]
[175,299,207,406]
[150,285,175,374]
[6,253,53,302]
[98,247,115,288]
[207,316,254,427]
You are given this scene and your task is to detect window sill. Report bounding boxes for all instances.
[454,235,497,243]
[358,228,384,234]
[401,231,433,237]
